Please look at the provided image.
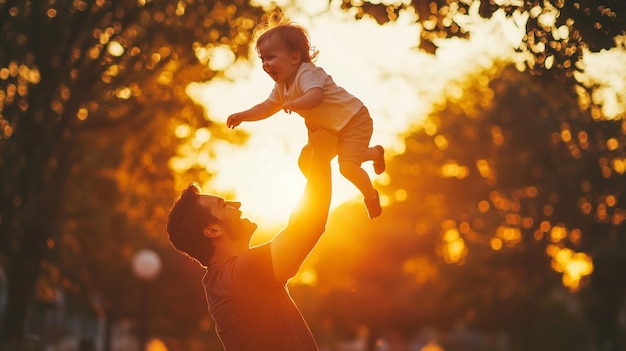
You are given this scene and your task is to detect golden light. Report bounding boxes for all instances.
[194,46,210,65]
[605,195,616,207]
[158,70,173,85]
[174,124,191,138]
[439,226,467,264]
[613,158,625,174]
[292,268,318,286]
[547,244,593,292]
[184,5,432,227]
[115,87,132,99]
[107,41,125,57]
[178,0,625,230]
[403,256,439,285]
[420,342,445,351]
[478,200,490,212]
[496,226,521,247]
[146,338,168,351]
[77,107,88,121]
[394,188,407,202]
[490,237,503,250]
[476,159,491,178]
[208,45,236,71]
[577,47,626,119]
[549,225,567,243]
[439,161,469,179]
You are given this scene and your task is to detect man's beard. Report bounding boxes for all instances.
[231,218,258,240]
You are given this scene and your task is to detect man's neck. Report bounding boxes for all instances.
[209,240,249,266]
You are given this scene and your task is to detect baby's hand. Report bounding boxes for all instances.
[283,101,295,114]
[226,114,242,129]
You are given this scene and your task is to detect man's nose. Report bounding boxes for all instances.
[226,201,241,209]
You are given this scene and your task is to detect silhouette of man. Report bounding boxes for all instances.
[166,129,336,350]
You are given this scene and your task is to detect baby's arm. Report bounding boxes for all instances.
[283,87,323,114]
[227,99,281,128]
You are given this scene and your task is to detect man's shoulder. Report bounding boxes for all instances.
[242,242,272,264]
[208,243,271,273]
[204,243,277,298]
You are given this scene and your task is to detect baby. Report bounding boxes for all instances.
[227,22,385,219]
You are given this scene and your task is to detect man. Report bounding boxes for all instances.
[166,129,337,350]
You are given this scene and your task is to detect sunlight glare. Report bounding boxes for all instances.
[420,341,445,351]
[208,45,236,71]
[107,41,124,57]
[576,47,626,119]
[547,243,594,292]
[146,338,168,351]
[181,0,569,228]
[186,2,431,227]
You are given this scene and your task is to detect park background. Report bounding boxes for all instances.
[1,0,625,350]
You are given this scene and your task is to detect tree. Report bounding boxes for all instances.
[327,1,625,349]
[0,0,263,342]
[338,0,625,77]
[308,60,624,350]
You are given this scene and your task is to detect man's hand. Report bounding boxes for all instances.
[308,129,337,163]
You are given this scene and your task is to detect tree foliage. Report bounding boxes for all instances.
[309,62,625,350]
[1,0,624,348]
[0,0,263,342]
[339,0,625,77]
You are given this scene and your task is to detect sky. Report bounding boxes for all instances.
[184,0,626,229]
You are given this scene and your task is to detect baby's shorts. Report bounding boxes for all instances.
[335,106,373,165]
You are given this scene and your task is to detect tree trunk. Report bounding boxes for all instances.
[0,227,47,342]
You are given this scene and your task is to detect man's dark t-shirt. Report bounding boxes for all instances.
[203,243,318,351]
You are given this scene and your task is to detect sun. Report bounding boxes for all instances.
[198,113,371,230]
[207,131,308,228]
[184,0,581,229]
[183,2,430,228]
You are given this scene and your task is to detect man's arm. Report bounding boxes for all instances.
[227,99,281,128]
[270,129,336,282]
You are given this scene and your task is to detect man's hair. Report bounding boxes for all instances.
[166,183,216,267]
[255,22,318,63]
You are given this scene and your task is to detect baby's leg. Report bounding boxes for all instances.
[339,161,376,199]
[336,107,382,218]
[340,161,382,219]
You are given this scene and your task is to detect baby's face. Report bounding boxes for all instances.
[257,39,301,86]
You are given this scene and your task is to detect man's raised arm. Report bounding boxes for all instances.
[270,129,336,282]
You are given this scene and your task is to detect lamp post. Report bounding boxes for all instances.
[131,249,161,351]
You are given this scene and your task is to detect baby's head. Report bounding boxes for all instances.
[255,23,318,63]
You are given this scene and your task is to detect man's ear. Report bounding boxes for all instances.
[203,224,222,239]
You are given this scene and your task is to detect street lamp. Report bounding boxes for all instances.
[132,249,162,351]
[132,249,162,281]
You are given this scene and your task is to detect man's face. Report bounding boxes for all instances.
[197,194,257,240]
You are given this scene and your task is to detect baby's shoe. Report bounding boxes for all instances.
[373,145,385,175]
[364,190,382,219]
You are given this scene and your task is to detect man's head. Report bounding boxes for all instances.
[166,183,257,267]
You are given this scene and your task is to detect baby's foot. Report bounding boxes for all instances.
[373,145,385,175]
[364,190,382,219]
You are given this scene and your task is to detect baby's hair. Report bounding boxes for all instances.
[254,9,319,63]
